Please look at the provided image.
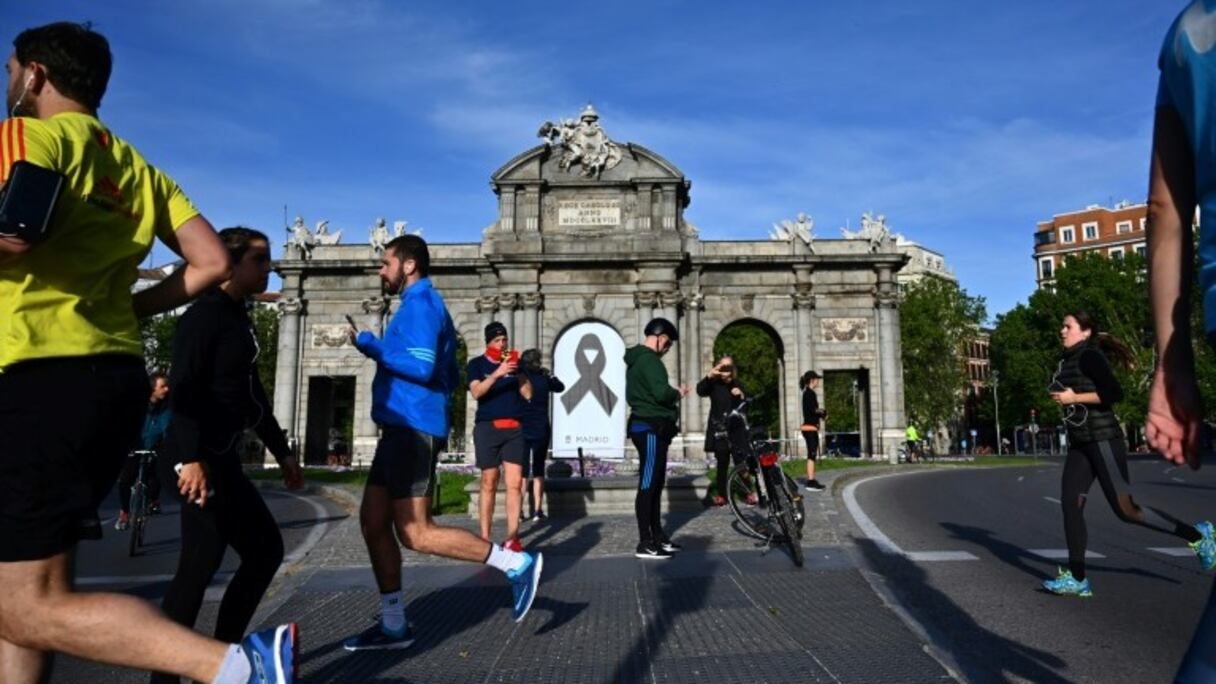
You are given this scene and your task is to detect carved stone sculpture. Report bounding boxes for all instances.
[770,212,815,250]
[287,216,315,258]
[313,220,342,246]
[537,105,623,179]
[369,218,391,254]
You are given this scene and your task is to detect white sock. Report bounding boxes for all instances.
[485,543,526,573]
[381,590,406,634]
[211,644,251,684]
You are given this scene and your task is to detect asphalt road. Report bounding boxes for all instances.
[845,456,1216,683]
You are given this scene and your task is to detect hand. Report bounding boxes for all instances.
[177,461,210,507]
[1146,367,1204,469]
[281,458,305,490]
[678,384,691,398]
[730,387,744,399]
[493,359,518,378]
[1051,389,1077,406]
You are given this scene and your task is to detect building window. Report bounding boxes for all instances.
[1116,221,1133,234]
[1082,222,1099,241]
[1035,230,1056,247]
[1135,243,1147,258]
[1139,217,1147,231]
[1109,246,1124,260]
[1039,257,1054,279]
[1060,226,1075,244]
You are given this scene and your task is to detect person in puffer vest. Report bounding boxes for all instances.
[1041,310,1216,600]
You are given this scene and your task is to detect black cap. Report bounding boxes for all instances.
[800,370,821,386]
[643,317,679,341]
[484,321,508,344]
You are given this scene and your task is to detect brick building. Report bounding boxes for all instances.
[1033,201,1147,287]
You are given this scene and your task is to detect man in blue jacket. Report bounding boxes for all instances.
[343,235,543,651]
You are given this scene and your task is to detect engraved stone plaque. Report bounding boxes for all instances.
[558,199,621,227]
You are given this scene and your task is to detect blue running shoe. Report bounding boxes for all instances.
[1191,521,1216,571]
[343,623,415,651]
[506,551,543,622]
[241,623,297,683]
[1042,568,1092,598]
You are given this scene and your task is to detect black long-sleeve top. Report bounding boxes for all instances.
[802,387,825,426]
[696,375,743,450]
[1078,348,1124,407]
[164,289,291,466]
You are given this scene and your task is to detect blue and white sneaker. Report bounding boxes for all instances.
[1042,568,1092,598]
[1191,521,1216,571]
[343,623,415,651]
[506,551,543,622]
[241,623,297,683]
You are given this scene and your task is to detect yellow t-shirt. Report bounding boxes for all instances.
[0,112,199,370]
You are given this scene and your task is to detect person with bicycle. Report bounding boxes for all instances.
[117,371,171,530]
[800,371,827,492]
[625,317,689,559]
[154,228,305,682]
[697,355,745,507]
[905,423,921,464]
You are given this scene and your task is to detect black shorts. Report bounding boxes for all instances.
[0,355,147,562]
[803,431,820,460]
[473,422,525,470]
[368,426,444,499]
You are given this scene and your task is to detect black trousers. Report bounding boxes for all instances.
[630,426,670,545]
[1061,438,1196,580]
[151,459,283,682]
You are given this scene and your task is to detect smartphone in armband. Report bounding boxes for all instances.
[0,161,66,243]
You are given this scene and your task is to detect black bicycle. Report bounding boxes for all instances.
[723,400,806,567]
[126,449,157,557]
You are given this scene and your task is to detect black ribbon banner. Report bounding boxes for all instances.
[561,333,618,416]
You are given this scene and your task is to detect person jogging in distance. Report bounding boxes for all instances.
[1041,311,1215,598]
[519,348,564,521]
[625,317,689,559]
[800,371,826,492]
[343,236,542,650]
[697,355,744,507]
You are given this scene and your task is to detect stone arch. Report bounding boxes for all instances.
[543,297,636,362]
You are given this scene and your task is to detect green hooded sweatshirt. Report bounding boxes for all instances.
[624,344,680,423]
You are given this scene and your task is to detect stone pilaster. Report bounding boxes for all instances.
[682,292,705,434]
[273,296,305,451]
[475,295,499,336]
[498,293,520,344]
[520,292,542,352]
[874,266,905,458]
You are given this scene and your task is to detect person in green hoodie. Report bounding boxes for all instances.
[625,317,690,559]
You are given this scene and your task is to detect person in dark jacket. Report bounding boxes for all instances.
[625,317,689,559]
[697,355,744,506]
[116,371,171,529]
[800,371,827,492]
[153,228,304,682]
[1041,311,1214,599]
[520,349,565,520]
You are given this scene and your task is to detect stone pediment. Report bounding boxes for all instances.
[491,143,687,187]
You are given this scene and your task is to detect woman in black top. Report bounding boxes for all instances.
[153,228,303,681]
[800,371,827,492]
[1043,311,1213,598]
[519,348,564,520]
[697,356,745,506]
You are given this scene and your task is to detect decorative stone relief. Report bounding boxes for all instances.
[740,295,755,314]
[821,318,869,343]
[582,295,596,313]
[497,293,520,311]
[536,105,622,179]
[634,292,659,309]
[684,292,704,311]
[474,296,499,314]
[521,292,544,310]
[277,297,305,316]
[361,295,390,315]
[770,212,814,250]
[791,292,816,310]
[658,291,683,309]
[312,324,353,348]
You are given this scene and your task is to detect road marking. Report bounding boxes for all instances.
[280,489,332,566]
[1173,477,1186,483]
[1017,476,1024,482]
[1028,549,1104,560]
[1149,547,1196,557]
[842,473,979,562]
[1043,496,1061,504]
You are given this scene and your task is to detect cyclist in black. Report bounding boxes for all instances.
[800,371,826,491]
[1042,311,1215,598]
[153,228,304,681]
[520,348,564,520]
[117,371,171,529]
[697,355,744,507]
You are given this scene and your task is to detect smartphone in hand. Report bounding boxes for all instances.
[345,314,358,330]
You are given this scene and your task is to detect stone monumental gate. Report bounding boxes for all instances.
[271,107,908,468]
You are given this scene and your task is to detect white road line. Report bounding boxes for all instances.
[1028,549,1104,560]
[1043,496,1061,504]
[1149,547,1196,557]
[1173,477,1186,483]
[842,473,979,562]
[1017,476,1024,482]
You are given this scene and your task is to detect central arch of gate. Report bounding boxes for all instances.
[272,115,909,465]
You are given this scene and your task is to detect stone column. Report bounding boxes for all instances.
[874,266,905,459]
[520,292,542,352]
[791,291,816,459]
[498,293,519,344]
[683,292,705,434]
[657,291,681,382]
[272,296,305,452]
[634,292,657,343]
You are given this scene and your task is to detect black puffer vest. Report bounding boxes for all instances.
[1054,341,1123,444]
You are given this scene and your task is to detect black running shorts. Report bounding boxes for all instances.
[368,426,444,499]
[473,422,525,470]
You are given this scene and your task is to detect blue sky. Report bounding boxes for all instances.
[6,1,1183,318]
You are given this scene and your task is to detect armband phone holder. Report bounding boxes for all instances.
[0,160,65,243]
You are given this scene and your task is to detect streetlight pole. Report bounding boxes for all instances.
[992,370,1002,456]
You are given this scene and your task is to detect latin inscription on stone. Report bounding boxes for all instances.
[558,199,620,227]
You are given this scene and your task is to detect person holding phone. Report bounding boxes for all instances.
[468,322,532,547]
[1040,311,1215,599]
[800,370,827,491]
[697,355,744,506]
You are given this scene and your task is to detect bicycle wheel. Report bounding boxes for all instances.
[127,487,144,557]
[727,464,772,540]
[768,469,804,568]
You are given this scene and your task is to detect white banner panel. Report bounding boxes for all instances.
[551,321,627,459]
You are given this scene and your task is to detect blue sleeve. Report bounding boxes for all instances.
[355,300,439,383]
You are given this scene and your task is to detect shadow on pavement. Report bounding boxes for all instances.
[608,565,714,682]
[856,537,1071,683]
[941,522,1180,585]
[277,514,349,530]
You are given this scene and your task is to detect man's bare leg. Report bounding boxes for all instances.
[0,638,47,684]
[0,552,228,683]
[361,483,404,592]
[395,498,491,562]
[479,467,500,541]
[504,463,524,541]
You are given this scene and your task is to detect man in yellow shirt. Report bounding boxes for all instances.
[0,22,295,683]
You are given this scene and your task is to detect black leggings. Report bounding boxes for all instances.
[151,460,283,682]
[524,434,549,480]
[1061,438,1199,580]
[630,427,670,545]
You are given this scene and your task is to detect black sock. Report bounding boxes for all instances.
[1069,562,1086,581]
[1180,523,1203,544]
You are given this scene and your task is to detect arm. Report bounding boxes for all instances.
[469,360,510,400]
[548,374,565,393]
[132,216,231,318]
[695,376,714,397]
[641,355,681,406]
[1145,104,1203,467]
[354,304,440,383]
[166,309,213,466]
[518,372,533,401]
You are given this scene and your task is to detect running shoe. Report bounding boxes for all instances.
[635,542,673,560]
[1191,521,1216,572]
[657,536,682,553]
[805,480,826,492]
[711,495,727,507]
[343,623,415,651]
[506,551,543,622]
[115,511,129,531]
[1042,568,1092,598]
[240,623,297,683]
[532,510,548,522]
[503,537,524,553]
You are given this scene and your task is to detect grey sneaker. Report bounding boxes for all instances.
[343,623,415,651]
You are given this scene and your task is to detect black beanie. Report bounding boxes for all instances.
[485,321,508,344]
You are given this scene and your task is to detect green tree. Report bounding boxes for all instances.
[139,312,180,373]
[713,322,781,433]
[822,372,859,432]
[900,277,987,435]
[250,304,280,397]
